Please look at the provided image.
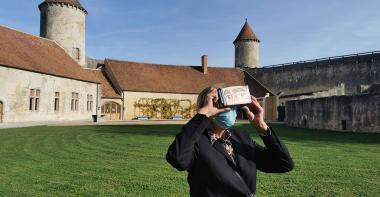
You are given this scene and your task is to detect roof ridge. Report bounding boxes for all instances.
[83,67,101,71]
[0,25,57,44]
[105,58,236,69]
[240,68,274,95]
[106,58,195,68]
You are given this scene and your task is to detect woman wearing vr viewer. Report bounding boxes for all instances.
[166,84,294,197]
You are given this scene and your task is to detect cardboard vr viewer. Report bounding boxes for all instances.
[217,86,252,107]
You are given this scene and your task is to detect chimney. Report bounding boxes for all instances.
[201,55,208,74]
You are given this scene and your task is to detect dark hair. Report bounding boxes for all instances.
[196,83,226,110]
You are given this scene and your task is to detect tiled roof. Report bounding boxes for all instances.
[234,20,260,43]
[0,25,96,84]
[0,25,272,99]
[39,0,87,14]
[104,59,272,96]
[86,69,121,99]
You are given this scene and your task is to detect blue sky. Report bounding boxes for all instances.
[1,0,379,67]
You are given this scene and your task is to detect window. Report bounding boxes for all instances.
[342,120,347,130]
[54,92,60,111]
[101,102,121,120]
[71,92,79,111]
[29,90,34,111]
[0,101,3,123]
[74,48,80,61]
[40,12,47,37]
[87,94,93,112]
[29,89,40,111]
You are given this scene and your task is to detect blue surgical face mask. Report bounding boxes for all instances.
[212,107,237,129]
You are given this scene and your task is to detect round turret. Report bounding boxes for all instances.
[39,0,87,66]
[234,19,260,68]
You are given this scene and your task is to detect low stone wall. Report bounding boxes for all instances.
[285,89,380,133]
[246,52,380,96]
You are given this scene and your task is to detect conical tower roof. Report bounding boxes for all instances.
[39,0,87,14]
[233,19,260,43]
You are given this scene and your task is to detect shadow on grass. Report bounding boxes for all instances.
[89,123,380,145]
[237,124,380,145]
[91,125,182,137]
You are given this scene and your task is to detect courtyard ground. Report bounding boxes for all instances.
[0,123,379,196]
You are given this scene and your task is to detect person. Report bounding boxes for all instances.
[166,85,294,197]
[277,102,286,121]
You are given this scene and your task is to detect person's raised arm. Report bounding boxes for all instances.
[242,96,294,173]
[166,89,230,171]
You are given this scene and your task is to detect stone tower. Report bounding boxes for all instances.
[234,19,260,68]
[39,0,87,66]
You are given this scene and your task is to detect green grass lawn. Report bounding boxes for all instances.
[0,123,379,196]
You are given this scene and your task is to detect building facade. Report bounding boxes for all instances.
[100,59,274,121]
[286,85,380,133]
[0,25,100,123]
[0,0,276,123]
[1,0,378,133]
[0,66,99,122]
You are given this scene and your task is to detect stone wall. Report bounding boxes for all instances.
[246,53,380,96]
[0,66,99,123]
[279,83,346,103]
[86,57,104,69]
[40,3,86,66]
[235,41,260,68]
[285,88,380,133]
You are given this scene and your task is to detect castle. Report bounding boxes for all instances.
[0,0,379,132]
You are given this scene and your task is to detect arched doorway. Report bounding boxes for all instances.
[101,102,121,120]
[0,101,3,123]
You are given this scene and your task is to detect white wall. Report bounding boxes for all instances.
[0,66,99,123]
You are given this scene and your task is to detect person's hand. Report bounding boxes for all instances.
[242,96,269,135]
[198,89,230,118]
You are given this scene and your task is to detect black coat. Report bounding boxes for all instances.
[166,114,294,197]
